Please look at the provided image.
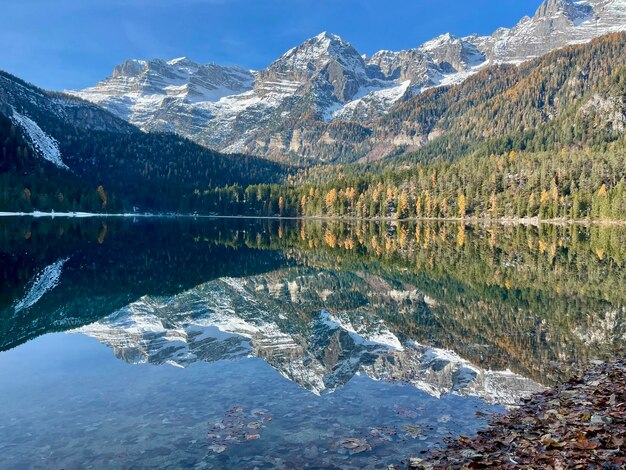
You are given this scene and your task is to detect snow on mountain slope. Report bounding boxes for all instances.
[73,58,255,129]
[71,0,626,161]
[329,80,412,122]
[0,71,136,135]
[477,0,626,63]
[319,310,404,351]
[10,109,69,170]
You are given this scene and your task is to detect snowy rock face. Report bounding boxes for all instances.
[367,34,486,91]
[258,32,369,102]
[477,0,626,64]
[71,0,626,161]
[104,58,254,103]
[73,58,255,134]
[74,274,543,404]
[10,110,68,170]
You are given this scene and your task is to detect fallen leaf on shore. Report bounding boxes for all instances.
[574,438,599,450]
[410,358,626,469]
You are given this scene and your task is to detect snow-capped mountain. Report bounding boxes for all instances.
[479,0,626,63]
[71,0,626,162]
[74,275,543,404]
[260,32,369,99]
[367,33,486,91]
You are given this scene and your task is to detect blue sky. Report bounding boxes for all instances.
[2,0,543,90]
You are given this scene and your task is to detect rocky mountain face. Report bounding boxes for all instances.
[481,0,626,63]
[74,272,543,404]
[70,0,626,163]
[73,58,255,137]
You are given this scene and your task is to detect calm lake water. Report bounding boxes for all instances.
[1,217,625,469]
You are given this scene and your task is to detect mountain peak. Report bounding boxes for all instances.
[535,0,572,16]
[534,0,593,21]
[112,59,148,78]
[166,56,193,66]
[314,31,344,42]
[420,32,461,52]
[289,31,353,52]
[267,31,363,78]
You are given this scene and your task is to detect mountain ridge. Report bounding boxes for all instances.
[70,0,626,163]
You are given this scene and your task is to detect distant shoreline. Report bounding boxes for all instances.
[0,211,157,218]
[1,211,625,226]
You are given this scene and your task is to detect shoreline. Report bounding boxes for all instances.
[1,211,626,226]
[0,211,158,218]
[406,358,626,469]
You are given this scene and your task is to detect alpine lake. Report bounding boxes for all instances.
[1,216,625,469]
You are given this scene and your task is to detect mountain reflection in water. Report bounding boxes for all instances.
[0,217,624,469]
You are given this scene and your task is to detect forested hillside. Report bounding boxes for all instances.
[0,72,288,213]
[200,34,626,220]
[372,33,626,164]
[192,143,626,220]
[0,112,115,212]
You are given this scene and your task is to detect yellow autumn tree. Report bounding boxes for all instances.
[440,197,448,218]
[300,195,307,214]
[415,196,422,218]
[325,189,338,213]
[397,191,408,219]
[457,194,467,218]
[97,185,107,209]
[489,193,497,216]
[424,191,432,217]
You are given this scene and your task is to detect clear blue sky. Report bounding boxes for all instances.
[2,0,543,90]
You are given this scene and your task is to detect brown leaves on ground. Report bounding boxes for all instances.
[410,358,626,470]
